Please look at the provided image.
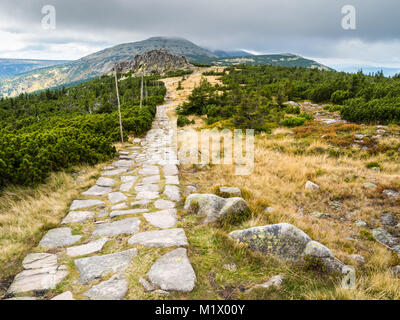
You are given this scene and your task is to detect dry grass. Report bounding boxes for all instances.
[164,69,400,300]
[0,164,103,286]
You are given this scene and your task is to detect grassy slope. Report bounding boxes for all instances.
[163,69,400,300]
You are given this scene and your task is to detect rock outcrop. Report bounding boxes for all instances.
[184,193,250,224]
[114,49,193,76]
[229,223,344,273]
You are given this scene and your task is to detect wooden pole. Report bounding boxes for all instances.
[114,64,124,143]
[140,75,144,108]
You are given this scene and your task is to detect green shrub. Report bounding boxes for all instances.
[283,116,307,127]
[177,115,193,127]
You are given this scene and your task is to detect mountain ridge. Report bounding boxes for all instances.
[0,37,331,97]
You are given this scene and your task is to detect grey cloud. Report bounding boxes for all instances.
[0,0,399,67]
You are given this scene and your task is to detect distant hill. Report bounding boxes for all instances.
[211,50,254,58]
[210,54,333,70]
[0,37,331,97]
[0,37,217,97]
[0,58,69,79]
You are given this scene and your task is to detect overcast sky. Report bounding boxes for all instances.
[0,0,399,70]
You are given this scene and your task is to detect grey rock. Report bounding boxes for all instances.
[66,238,108,257]
[264,207,275,213]
[97,209,108,218]
[120,181,135,192]
[154,199,176,209]
[136,191,159,200]
[111,202,128,210]
[303,241,334,258]
[163,185,181,201]
[108,192,128,203]
[39,227,81,248]
[139,166,160,176]
[103,166,115,170]
[184,194,249,224]
[84,274,129,300]
[22,253,57,270]
[154,289,170,295]
[165,175,179,185]
[7,265,68,295]
[143,210,177,229]
[349,254,365,265]
[246,274,285,293]
[93,217,141,237]
[62,211,95,224]
[381,212,397,226]
[391,265,400,278]
[229,223,311,261]
[147,248,196,292]
[218,186,241,198]
[139,277,155,291]
[305,181,320,191]
[51,291,75,300]
[5,297,37,300]
[121,176,138,183]
[102,168,128,176]
[135,183,159,192]
[70,199,104,210]
[110,208,148,218]
[355,220,367,227]
[141,175,160,184]
[371,228,398,247]
[112,160,134,168]
[383,189,399,198]
[75,249,137,284]
[82,185,112,196]
[128,228,188,247]
[163,164,179,176]
[310,211,330,219]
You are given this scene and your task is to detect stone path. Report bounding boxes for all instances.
[6,92,196,300]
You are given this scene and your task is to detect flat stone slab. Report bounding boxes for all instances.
[111,202,128,210]
[154,199,176,209]
[22,253,57,270]
[120,181,135,192]
[75,249,138,284]
[84,274,129,300]
[135,184,159,192]
[131,200,151,207]
[70,200,104,211]
[163,185,181,201]
[108,192,127,203]
[112,160,134,168]
[165,176,179,185]
[128,228,188,247]
[141,175,161,184]
[7,265,69,295]
[93,217,141,237]
[66,238,108,257]
[82,185,112,196]
[139,166,160,176]
[110,208,148,218]
[39,227,81,248]
[163,164,179,176]
[62,211,95,224]
[96,177,115,188]
[143,210,177,229]
[136,191,159,200]
[51,291,75,300]
[147,248,196,292]
[102,168,128,176]
[121,176,138,183]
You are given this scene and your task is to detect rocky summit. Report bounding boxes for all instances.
[114,49,193,76]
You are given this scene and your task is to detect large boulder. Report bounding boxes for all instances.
[229,223,344,273]
[184,194,250,224]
